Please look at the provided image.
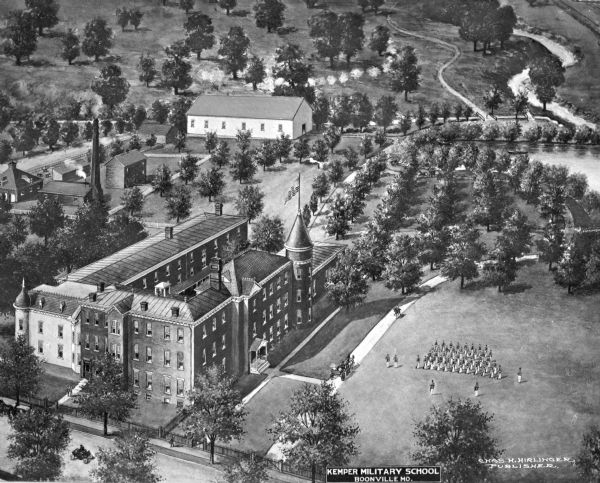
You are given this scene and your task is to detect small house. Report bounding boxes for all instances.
[51,161,90,183]
[104,151,147,189]
[137,121,177,145]
[38,181,91,206]
[0,161,43,203]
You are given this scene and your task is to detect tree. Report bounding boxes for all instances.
[389,46,421,101]
[60,121,79,147]
[82,18,113,61]
[152,164,172,197]
[28,197,64,246]
[255,140,278,172]
[0,93,14,132]
[179,154,199,184]
[274,134,293,163]
[254,0,286,33]
[351,92,373,131]
[197,166,225,202]
[326,194,350,240]
[205,132,218,154]
[369,25,390,56]
[218,26,250,80]
[0,334,43,407]
[0,139,13,164]
[129,8,144,30]
[236,129,252,153]
[340,12,365,66]
[329,159,344,186]
[75,353,137,436]
[42,118,60,151]
[166,185,192,223]
[330,94,353,130]
[359,136,373,160]
[294,138,311,163]
[25,0,59,36]
[454,103,464,122]
[92,431,160,483]
[120,187,144,217]
[309,11,342,68]
[312,93,330,130]
[272,43,315,103]
[180,0,195,15]
[7,215,28,248]
[312,172,330,201]
[185,365,246,464]
[116,8,130,31]
[162,41,192,95]
[219,0,237,15]
[374,95,397,132]
[151,100,169,124]
[463,105,474,121]
[185,13,215,60]
[309,192,319,215]
[400,114,412,135]
[169,97,193,134]
[302,204,312,226]
[4,10,38,66]
[413,398,502,483]
[415,104,427,130]
[323,127,341,154]
[7,408,70,481]
[374,129,387,148]
[383,234,423,294]
[10,124,36,156]
[567,172,588,201]
[472,171,508,231]
[495,209,532,261]
[61,28,80,65]
[235,186,264,222]
[344,147,359,171]
[511,90,528,122]
[483,85,503,116]
[495,5,517,49]
[224,456,268,483]
[529,56,565,111]
[536,221,564,270]
[212,140,230,168]
[252,215,285,252]
[129,134,142,151]
[441,223,485,289]
[269,381,359,483]
[554,238,587,294]
[230,149,257,184]
[92,64,130,113]
[575,426,600,482]
[312,139,329,164]
[245,55,266,90]
[138,54,158,87]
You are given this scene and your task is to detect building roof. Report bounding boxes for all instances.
[67,214,246,286]
[28,291,84,318]
[222,250,290,296]
[79,289,134,312]
[52,162,89,176]
[312,243,344,272]
[0,162,42,192]
[39,181,91,197]
[285,212,313,251]
[187,95,307,121]
[34,281,98,298]
[137,121,175,137]
[109,150,146,167]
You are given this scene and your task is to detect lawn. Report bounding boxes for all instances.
[337,262,600,482]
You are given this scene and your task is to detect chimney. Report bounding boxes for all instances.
[88,293,97,301]
[209,257,222,291]
[165,226,174,239]
[215,202,223,216]
[140,301,148,311]
[90,119,103,202]
[171,307,179,317]
[97,282,105,293]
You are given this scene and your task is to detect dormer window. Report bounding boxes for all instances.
[140,301,148,311]
[171,307,179,317]
[60,301,66,312]
[39,297,45,308]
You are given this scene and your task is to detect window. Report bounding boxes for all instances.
[269,326,273,342]
[166,264,170,276]
[38,321,43,334]
[313,280,316,298]
[190,251,194,262]
[58,325,63,339]
[154,271,159,282]
[296,269,302,280]
[284,293,288,307]
[164,326,170,340]
[111,320,117,334]
[146,322,152,337]
[163,397,171,404]
[222,121,226,130]
[212,317,217,332]
[145,393,152,400]
[177,378,184,397]
[212,341,217,357]
[252,322,257,337]
[297,289,302,303]
[116,344,121,360]
[146,346,152,363]
[134,320,139,334]
[204,120,209,129]
[146,372,152,391]
[190,119,195,128]
[18,319,23,331]
[252,299,257,313]
[284,313,289,330]
[260,123,265,132]
[202,249,207,267]
[164,376,171,394]
[284,271,288,285]
[297,309,302,325]
[222,357,226,370]
[269,283,273,295]
[133,344,139,360]
[94,314,99,326]
[164,350,171,367]
[94,336,99,352]
[276,319,281,335]
[111,343,116,357]
[277,276,281,289]
[221,334,226,349]
[104,336,108,353]
[104,318,109,328]
[262,289,266,301]
[222,312,226,325]
[202,325,207,339]
[190,266,194,276]
[214,239,218,251]
[143,278,147,289]
[242,122,246,130]
[177,352,184,370]
[84,334,90,350]
[277,298,281,313]
[178,259,182,271]
[262,310,266,323]
[308,308,312,323]
[38,340,43,354]
[269,305,274,319]
[133,369,139,387]
[278,124,283,132]
[58,344,64,359]
[202,349,207,365]
[177,328,184,343]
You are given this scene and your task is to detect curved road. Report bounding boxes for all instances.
[385,16,488,120]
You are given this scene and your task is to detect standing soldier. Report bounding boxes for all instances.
[393,353,399,368]
[474,381,479,397]
[517,367,522,383]
[385,353,391,368]
[429,379,435,395]
[416,355,420,369]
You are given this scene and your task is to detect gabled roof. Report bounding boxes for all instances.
[39,181,91,197]
[0,162,42,191]
[187,95,307,121]
[67,214,246,286]
[312,242,344,272]
[285,212,312,251]
[138,121,175,137]
[222,250,290,296]
[109,150,146,167]
[52,162,89,176]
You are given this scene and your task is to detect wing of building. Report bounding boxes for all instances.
[187,95,313,140]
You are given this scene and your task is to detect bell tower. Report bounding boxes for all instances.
[284,211,313,327]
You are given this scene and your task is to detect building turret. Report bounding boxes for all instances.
[285,212,313,327]
[14,278,30,339]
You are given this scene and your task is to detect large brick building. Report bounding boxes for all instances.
[14,209,343,406]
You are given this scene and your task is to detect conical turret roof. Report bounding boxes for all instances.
[285,211,312,251]
[14,278,30,308]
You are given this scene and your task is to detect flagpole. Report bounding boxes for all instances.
[297,172,301,212]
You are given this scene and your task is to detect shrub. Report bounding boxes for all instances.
[524,125,542,143]
[230,9,250,17]
[502,122,522,142]
[276,26,298,35]
[146,133,157,146]
[482,122,500,141]
[556,126,574,143]
[590,130,600,145]
[462,122,482,141]
[574,126,593,144]
[438,122,461,143]
[541,123,558,143]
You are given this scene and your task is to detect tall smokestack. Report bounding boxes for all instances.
[90,119,103,202]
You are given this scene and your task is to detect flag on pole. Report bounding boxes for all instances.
[284,175,300,205]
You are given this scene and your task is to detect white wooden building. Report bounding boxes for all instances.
[186,95,312,140]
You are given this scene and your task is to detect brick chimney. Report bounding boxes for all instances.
[165,226,173,239]
[88,293,97,301]
[209,257,222,291]
[97,282,105,293]
[215,202,223,216]
[90,118,103,202]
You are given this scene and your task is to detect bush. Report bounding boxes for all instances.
[541,123,558,143]
[438,122,461,143]
[146,133,157,147]
[276,26,298,35]
[590,130,600,145]
[524,125,542,143]
[574,126,593,144]
[556,126,574,143]
[482,122,500,141]
[462,122,482,141]
[502,122,522,142]
[231,9,250,17]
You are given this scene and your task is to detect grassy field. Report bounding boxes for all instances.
[337,262,599,481]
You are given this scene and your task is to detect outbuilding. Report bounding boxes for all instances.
[186,95,312,140]
[104,150,147,189]
[38,181,91,206]
[137,120,177,145]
